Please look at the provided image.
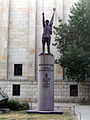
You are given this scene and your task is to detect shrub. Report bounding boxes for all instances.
[5,99,30,110]
[7,99,21,110]
[21,102,29,110]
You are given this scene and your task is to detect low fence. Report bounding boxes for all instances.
[72,106,81,120]
[55,105,82,120]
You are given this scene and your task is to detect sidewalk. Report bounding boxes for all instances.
[76,105,90,120]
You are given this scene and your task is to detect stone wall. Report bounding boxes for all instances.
[0,0,10,80]
[0,0,78,80]
[7,0,36,80]
[1,0,89,103]
[0,80,90,103]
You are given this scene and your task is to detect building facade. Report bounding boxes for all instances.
[0,0,90,103]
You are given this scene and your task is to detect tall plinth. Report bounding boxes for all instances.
[38,54,54,111]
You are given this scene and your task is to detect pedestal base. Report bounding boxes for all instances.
[27,110,63,114]
[38,54,54,111]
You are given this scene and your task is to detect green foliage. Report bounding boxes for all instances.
[21,102,29,110]
[7,99,21,110]
[60,44,90,82]
[5,99,29,110]
[53,0,90,82]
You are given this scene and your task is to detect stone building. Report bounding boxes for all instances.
[0,0,90,103]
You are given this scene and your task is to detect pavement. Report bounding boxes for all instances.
[76,105,90,120]
[30,102,90,120]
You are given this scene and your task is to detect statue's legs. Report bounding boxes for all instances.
[47,38,51,54]
[42,38,51,54]
[42,40,45,53]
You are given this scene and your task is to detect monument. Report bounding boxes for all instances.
[0,88,8,107]
[0,88,9,114]
[38,8,55,111]
[27,8,63,114]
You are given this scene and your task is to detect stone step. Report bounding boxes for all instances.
[0,108,10,114]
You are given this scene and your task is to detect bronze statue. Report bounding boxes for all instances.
[42,8,56,54]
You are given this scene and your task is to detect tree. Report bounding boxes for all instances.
[53,0,90,82]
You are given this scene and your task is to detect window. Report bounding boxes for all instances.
[14,64,22,76]
[70,85,78,96]
[13,84,20,96]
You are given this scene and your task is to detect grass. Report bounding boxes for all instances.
[0,110,74,120]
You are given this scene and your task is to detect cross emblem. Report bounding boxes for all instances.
[45,73,48,78]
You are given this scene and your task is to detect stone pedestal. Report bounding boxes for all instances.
[38,54,54,111]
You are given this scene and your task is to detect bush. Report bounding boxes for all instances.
[7,99,21,110]
[5,99,30,110]
[21,102,29,110]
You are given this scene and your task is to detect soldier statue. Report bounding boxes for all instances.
[42,8,56,54]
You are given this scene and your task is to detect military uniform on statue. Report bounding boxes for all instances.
[41,8,56,55]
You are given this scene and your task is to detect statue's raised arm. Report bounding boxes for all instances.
[42,12,45,27]
[50,8,56,26]
[42,8,56,54]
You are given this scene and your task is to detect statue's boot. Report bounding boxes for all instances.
[42,45,45,54]
[47,46,50,54]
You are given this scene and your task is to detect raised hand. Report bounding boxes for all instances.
[42,12,44,16]
[53,8,56,11]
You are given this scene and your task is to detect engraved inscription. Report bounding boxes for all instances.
[39,64,54,72]
[43,77,51,88]
[39,64,54,88]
